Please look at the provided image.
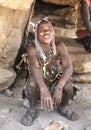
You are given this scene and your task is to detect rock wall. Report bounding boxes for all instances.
[59,37,91,83]
[0,0,34,92]
[42,0,85,34]
[42,0,79,6]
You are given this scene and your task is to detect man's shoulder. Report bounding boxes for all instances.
[27,43,37,54]
[27,43,35,49]
[56,41,65,47]
[56,41,68,54]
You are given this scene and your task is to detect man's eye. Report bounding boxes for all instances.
[38,29,53,33]
[38,30,45,33]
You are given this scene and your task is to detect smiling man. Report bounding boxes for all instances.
[21,18,79,126]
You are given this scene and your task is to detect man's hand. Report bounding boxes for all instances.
[53,87,63,107]
[40,87,54,111]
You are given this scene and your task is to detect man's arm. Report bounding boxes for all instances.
[53,42,73,106]
[56,42,73,89]
[81,0,91,34]
[27,45,48,90]
[27,44,54,110]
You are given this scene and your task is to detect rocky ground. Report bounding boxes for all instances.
[0,73,91,130]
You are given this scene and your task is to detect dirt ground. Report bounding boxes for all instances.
[0,73,91,130]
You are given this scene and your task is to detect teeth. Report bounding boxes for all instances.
[44,35,50,39]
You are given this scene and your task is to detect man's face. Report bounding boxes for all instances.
[37,22,54,45]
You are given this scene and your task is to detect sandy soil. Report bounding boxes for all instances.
[0,74,91,130]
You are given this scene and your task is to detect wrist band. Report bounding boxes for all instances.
[55,86,63,91]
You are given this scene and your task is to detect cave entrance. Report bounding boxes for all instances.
[14,0,79,79]
[30,0,78,38]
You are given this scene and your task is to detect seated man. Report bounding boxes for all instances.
[21,18,79,126]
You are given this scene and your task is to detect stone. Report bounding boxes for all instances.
[54,26,77,38]
[72,73,91,83]
[0,0,34,10]
[60,38,91,74]
[4,89,13,97]
[42,0,79,6]
[0,68,16,92]
[0,0,35,91]
[71,53,91,73]
[43,120,71,130]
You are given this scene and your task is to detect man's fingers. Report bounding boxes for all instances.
[41,98,44,109]
[53,95,55,102]
[56,98,61,106]
[45,98,54,111]
[53,96,57,107]
[44,100,47,110]
[41,99,44,109]
[49,100,54,110]
[44,99,49,111]
[53,96,61,107]
[41,98,54,111]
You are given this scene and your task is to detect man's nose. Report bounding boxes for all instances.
[43,29,51,33]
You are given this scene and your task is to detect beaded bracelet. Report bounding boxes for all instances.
[55,86,63,91]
